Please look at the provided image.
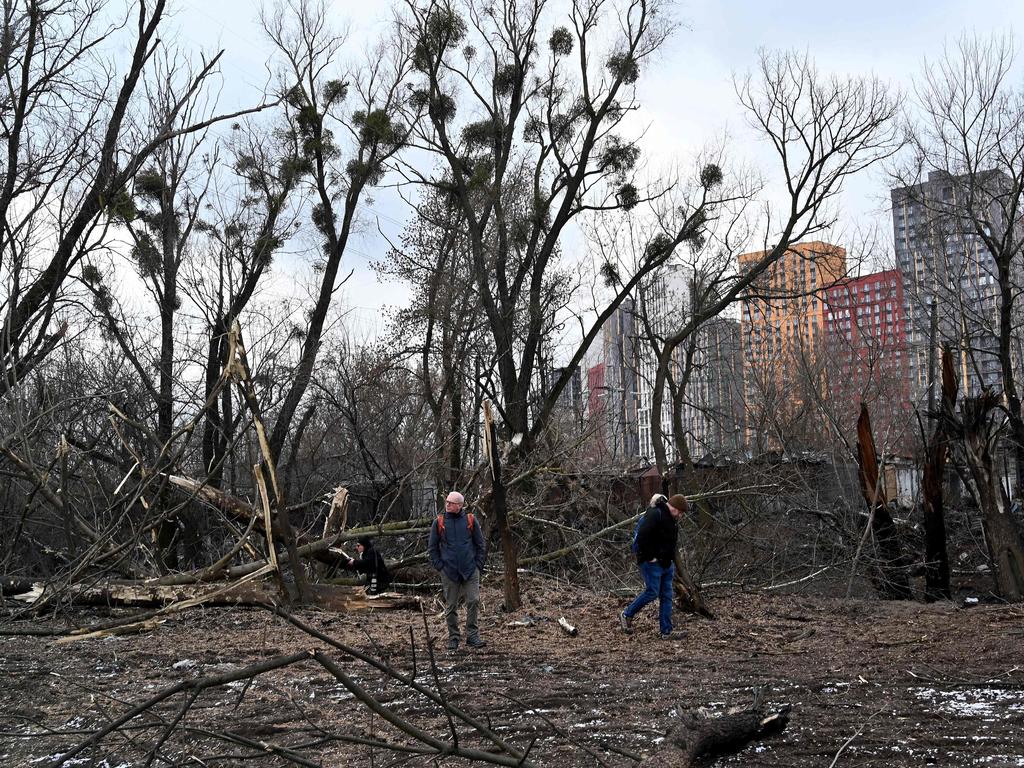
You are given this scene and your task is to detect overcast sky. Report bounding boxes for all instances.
[166,0,1024,335]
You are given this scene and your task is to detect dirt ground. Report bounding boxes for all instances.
[2,576,1023,767]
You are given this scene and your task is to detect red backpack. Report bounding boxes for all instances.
[436,512,475,539]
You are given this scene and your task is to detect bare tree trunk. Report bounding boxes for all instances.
[921,347,957,601]
[484,400,520,610]
[855,404,912,599]
[996,260,1024,497]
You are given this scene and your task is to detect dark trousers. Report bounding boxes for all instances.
[441,569,480,641]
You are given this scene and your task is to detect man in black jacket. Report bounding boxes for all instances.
[619,494,687,638]
[344,536,391,595]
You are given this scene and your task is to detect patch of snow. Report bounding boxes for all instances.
[911,686,1024,719]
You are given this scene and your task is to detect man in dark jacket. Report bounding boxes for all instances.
[428,491,487,650]
[344,536,391,595]
[619,493,686,638]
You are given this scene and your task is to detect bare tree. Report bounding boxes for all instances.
[0,0,272,386]
[375,186,491,493]
[649,51,902,471]
[189,120,305,491]
[399,0,725,608]
[261,0,414,469]
[895,34,1024,492]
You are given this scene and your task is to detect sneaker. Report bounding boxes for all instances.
[618,611,633,634]
[659,631,672,640]
[466,637,487,649]
[447,637,459,651]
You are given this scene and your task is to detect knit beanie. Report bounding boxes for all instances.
[667,494,688,513]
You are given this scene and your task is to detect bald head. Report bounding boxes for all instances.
[445,491,465,510]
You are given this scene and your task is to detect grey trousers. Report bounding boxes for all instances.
[440,569,480,641]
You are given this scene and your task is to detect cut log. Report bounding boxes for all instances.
[640,698,791,766]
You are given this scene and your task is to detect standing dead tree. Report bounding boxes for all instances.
[919,346,958,601]
[941,385,1024,601]
[853,403,912,599]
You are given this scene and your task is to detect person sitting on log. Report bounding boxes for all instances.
[344,536,391,595]
[619,493,686,639]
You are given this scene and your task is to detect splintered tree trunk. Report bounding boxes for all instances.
[921,348,957,601]
[672,549,713,619]
[978,483,1024,601]
[946,388,1024,602]
[229,322,309,602]
[483,400,520,610]
[855,403,912,599]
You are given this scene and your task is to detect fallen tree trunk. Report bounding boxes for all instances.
[9,578,419,613]
[160,474,433,581]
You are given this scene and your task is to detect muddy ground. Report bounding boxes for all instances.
[1,576,1023,767]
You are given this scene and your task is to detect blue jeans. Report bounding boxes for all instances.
[624,561,674,634]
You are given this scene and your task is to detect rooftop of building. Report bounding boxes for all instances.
[737,240,846,265]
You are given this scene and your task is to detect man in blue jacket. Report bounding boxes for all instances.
[428,491,487,650]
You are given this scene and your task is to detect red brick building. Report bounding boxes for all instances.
[823,269,911,450]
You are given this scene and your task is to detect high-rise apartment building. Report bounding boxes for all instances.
[739,241,846,451]
[680,316,744,457]
[635,265,744,461]
[891,171,1003,399]
[583,298,640,463]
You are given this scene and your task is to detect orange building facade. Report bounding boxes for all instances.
[738,241,847,452]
